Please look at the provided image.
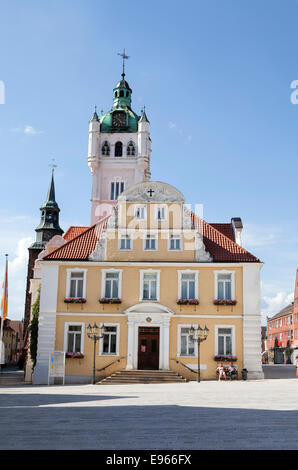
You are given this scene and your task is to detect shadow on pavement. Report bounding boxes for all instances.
[0,399,297,450]
[0,392,136,407]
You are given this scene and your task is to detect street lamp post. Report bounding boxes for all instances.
[190,324,209,383]
[86,323,105,385]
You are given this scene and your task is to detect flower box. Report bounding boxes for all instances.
[64,297,86,304]
[214,355,238,362]
[99,298,122,304]
[65,352,84,359]
[177,299,199,305]
[213,299,237,306]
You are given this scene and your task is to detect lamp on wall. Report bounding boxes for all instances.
[190,324,209,383]
[86,323,105,385]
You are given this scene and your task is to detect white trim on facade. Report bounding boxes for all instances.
[98,322,120,356]
[214,324,236,356]
[66,268,88,299]
[101,268,123,299]
[63,321,85,353]
[177,269,199,300]
[213,270,235,301]
[139,269,161,302]
[177,324,198,358]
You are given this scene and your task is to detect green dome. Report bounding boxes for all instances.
[99,73,140,133]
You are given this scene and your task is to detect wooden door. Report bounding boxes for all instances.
[138,327,160,370]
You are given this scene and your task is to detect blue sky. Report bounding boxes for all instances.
[1,0,298,321]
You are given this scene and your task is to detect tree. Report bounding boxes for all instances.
[29,287,40,368]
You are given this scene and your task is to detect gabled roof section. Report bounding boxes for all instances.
[209,223,235,242]
[191,213,260,263]
[44,218,109,260]
[63,226,90,242]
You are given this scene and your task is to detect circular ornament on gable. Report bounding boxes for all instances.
[146,317,152,323]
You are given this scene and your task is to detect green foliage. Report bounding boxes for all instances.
[29,286,40,367]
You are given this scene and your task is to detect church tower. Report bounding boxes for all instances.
[23,171,63,351]
[88,60,151,224]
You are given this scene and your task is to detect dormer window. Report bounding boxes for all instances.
[127,141,135,156]
[102,141,110,156]
[115,142,123,157]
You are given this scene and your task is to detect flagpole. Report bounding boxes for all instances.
[0,254,8,372]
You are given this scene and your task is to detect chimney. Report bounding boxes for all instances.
[231,217,243,246]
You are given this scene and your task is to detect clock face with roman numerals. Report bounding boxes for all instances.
[112,111,126,127]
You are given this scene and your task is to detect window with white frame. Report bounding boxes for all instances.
[119,234,132,250]
[169,234,182,251]
[215,272,234,300]
[144,234,157,251]
[67,270,87,298]
[101,325,118,355]
[142,272,158,300]
[104,272,120,298]
[180,273,196,300]
[155,205,167,221]
[135,206,146,220]
[67,325,83,353]
[217,327,233,355]
[180,327,195,356]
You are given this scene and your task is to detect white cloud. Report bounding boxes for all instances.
[10,125,44,135]
[8,237,33,276]
[168,121,176,129]
[24,125,43,135]
[262,291,294,320]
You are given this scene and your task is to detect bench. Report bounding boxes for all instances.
[216,366,238,380]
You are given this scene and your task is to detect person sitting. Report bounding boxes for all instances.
[228,362,237,380]
[217,363,226,381]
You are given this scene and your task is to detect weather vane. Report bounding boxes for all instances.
[49,158,57,173]
[117,49,130,77]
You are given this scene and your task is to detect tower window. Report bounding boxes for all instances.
[126,91,129,97]
[127,141,135,156]
[115,142,123,157]
[111,182,125,200]
[119,90,124,97]
[102,141,110,156]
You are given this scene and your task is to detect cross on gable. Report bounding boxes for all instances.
[147,188,154,198]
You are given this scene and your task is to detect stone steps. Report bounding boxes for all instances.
[97,369,188,385]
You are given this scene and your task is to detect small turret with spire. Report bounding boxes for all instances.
[30,170,63,249]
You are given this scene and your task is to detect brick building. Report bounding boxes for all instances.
[267,270,298,363]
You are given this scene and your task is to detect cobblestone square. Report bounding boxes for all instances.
[0,378,298,450]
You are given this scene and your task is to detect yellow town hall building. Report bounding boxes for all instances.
[30,67,263,384]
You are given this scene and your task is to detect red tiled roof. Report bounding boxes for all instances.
[44,218,109,260]
[191,213,260,263]
[209,223,235,242]
[44,213,260,263]
[63,226,90,242]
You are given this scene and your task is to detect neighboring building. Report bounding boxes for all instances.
[0,319,23,366]
[30,67,264,384]
[267,270,298,363]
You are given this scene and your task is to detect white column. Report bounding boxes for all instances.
[126,319,135,370]
[242,264,264,379]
